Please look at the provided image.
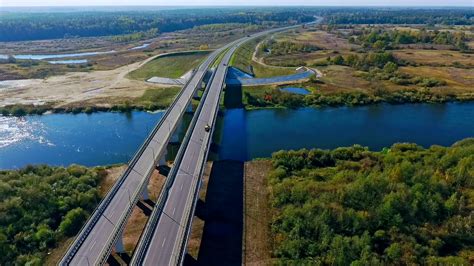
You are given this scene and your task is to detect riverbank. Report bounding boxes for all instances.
[2,86,474,117]
[0,86,183,116]
[242,85,474,109]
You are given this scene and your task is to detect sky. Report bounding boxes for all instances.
[1,0,472,7]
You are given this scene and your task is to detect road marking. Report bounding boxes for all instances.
[89,241,96,251]
[162,238,167,247]
[180,183,183,191]
[172,207,176,215]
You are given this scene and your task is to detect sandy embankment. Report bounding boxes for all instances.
[0,55,162,108]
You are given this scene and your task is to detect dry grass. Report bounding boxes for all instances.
[401,66,474,93]
[43,238,75,266]
[279,29,358,51]
[243,160,273,266]
[394,49,474,66]
[316,65,372,93]
[99,165,127,196]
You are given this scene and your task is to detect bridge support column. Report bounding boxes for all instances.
[170,117,181,143]
[186,102,193,113]
[158,149,168,166]
[115,231,125,254]
[141,183,149,201]
[171,128,180,143]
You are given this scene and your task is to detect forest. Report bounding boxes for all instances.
[1,7,472,42]
[0,8,314,42]
[0,165,107,265]
[350,28,470,51]
[268,138,473,264]
[259,39,320,56]
[323,8,474,25]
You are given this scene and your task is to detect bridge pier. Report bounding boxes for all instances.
[171,130,180,143]
[158,149,168,166]
[115,231,125,254]
[186,102,193,113]
[141,183,149,201]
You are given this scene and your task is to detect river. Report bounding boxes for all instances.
[0,103,473,169]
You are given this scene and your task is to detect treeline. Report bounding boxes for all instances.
[260,39,319,56]
[0,9,314,42]
[268,138,474,264]
[109,28,158,43]
[323,8,474,25]
[350,28,470,51]
[0,165,107,264]
[244,87,466,109]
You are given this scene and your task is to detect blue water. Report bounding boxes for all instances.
[280,87,310,95]
[0,103,473,169]
[0,111,164,168]
[0,50,116,61]
[0,43,150,62]
[48,59,88,64]
[129,43,150,50]
[226,69,314,86]
[217,103,474,161]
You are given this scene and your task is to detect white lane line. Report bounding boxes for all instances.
[162,238,167,247]
[90,240,96,251]
[180,183,183,191]
[172,207,176,216]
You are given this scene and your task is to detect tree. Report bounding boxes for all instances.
[383,62,398,74]
[373,40,386,50]
[332,55,345,65]
[59,208,88,236]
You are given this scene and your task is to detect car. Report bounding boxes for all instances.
[204,124,211,132]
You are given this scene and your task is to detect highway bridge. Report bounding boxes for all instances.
[59,42,236,265]
[60,18,321,265]
[129,21,320,265]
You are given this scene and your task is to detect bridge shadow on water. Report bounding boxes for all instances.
[224,84,243,109]
[185,160,244,266]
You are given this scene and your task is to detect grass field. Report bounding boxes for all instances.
[394,49,474,67]
[136,87,181,109]
[231,37,296,78]
[278,29,358,51]
[400,66,474,92]
[128,51,210,80]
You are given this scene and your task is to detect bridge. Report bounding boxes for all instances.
[129,21,319,265]
[60,19,320,265]
[59,43,234,265]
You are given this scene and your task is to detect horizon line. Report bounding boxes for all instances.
[1,5,473,8]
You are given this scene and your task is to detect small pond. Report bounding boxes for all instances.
[280,87,311,95]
